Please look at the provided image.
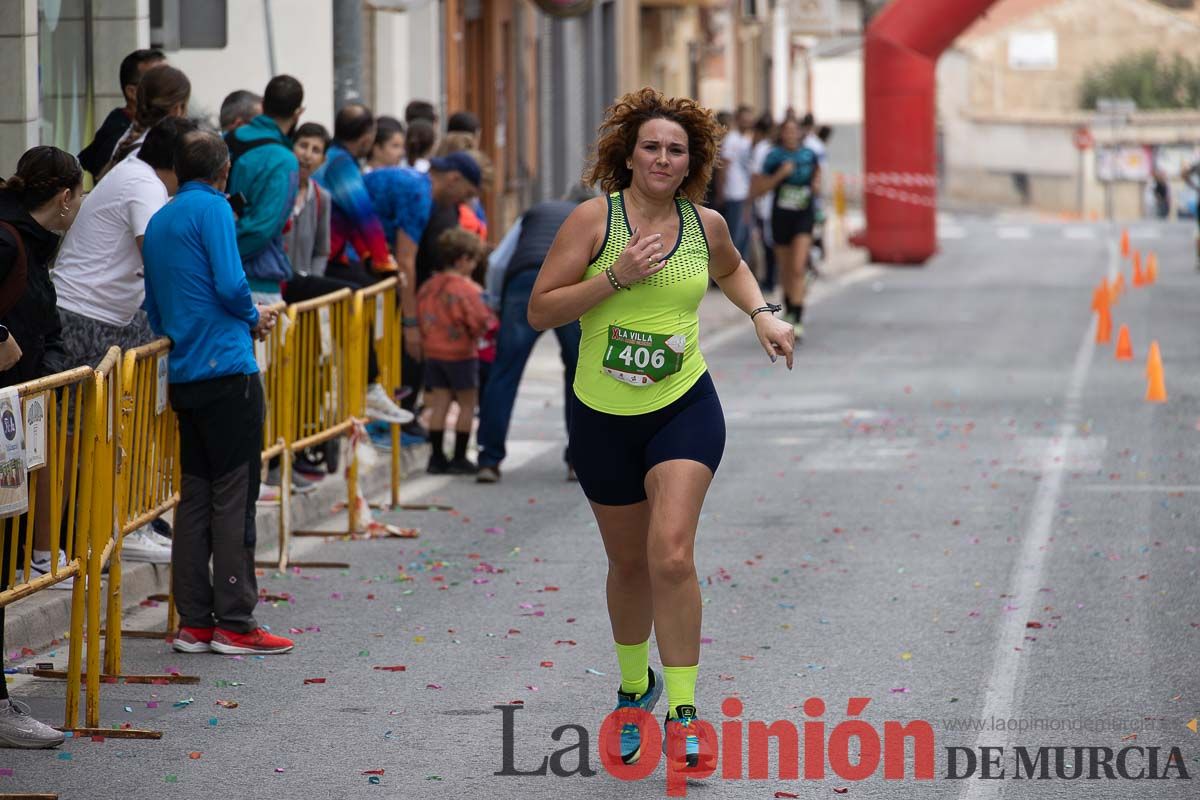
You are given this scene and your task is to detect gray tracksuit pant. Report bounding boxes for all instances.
[169,372,263,633]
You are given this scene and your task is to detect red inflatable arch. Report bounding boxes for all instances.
[860,0,1001,264]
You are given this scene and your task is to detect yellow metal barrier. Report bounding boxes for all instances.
[265,287,360,567]
[75,348,160,737]
[102,339,190,674]
[257,300,289,463]
[357,278,405,509]
[0,364,93,731]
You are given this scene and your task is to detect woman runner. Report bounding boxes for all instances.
[755,117,821,341]
[528,88,795,770]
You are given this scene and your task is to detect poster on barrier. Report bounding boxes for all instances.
[318,306,333,358]
[24,392,45,470]
[0,387,28,517]
[254,337,269,373]
[155,354,168,415]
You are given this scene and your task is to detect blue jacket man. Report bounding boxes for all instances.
[142,129,295,656]
[225,75,305,295]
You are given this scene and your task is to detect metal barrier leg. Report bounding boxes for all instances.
[83,471,103,729]
[102,532,123,675]
[369,423,452,513]
[62,562,85,730]
[390,423,400,508]
[257,446,350,570]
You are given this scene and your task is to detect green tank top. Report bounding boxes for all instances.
[573,191,711,416]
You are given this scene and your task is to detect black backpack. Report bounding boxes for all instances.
[224,130,290,175]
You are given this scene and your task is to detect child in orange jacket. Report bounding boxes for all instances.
[416,227,497,474]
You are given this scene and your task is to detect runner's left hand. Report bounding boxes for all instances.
[754,313,794,370]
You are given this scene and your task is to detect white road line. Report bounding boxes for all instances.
[939,226,968,240]
[959,239,1113,800]
[1077,484,1200,493]
[1130,226,1161,239]
[1063,226,1096,240]
[996,226,1031,240]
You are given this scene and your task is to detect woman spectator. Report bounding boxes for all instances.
[364,116,405,174]
[0,146,85,749]
[404,119,436,173]
[102,64,191,178]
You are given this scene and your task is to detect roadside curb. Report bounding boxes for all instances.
[3,441,430,658]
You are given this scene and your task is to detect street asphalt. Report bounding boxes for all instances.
[3,214,1198,799]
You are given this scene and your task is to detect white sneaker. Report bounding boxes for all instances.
[20,551,74,591]
[121,527,172,564]
[260,465,316,498]
[0,699,65,749]
[289,468,317,494]
[366,383,414,425]
[257,483,281,505]
[146,527,173,549]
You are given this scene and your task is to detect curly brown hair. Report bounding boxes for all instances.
[584,87,723,204]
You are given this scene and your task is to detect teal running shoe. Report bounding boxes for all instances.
[614,668,662,764]
[663,704,702,769]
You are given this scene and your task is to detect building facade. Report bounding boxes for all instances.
[2,0,813,229]
[940,0,1200,218]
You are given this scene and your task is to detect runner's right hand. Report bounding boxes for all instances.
[774,161,795,179]
[611,228,669,287]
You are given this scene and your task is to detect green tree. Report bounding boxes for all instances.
[1079,51,1200,110]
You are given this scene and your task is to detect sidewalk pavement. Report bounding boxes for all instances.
[2,240,868,661]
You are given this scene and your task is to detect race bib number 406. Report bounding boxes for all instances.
[603,326,685,386]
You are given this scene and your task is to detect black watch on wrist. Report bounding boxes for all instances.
[0,325,10,343]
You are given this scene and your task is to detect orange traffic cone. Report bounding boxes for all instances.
[1146,253,1158,285]
[1114,324,1133,360]
[1120,228,1130,257]
[1095,306,1112,344]
[1091,281,1106,313]
[1112,272,1125,298]
[1132,251,1144,286]
[1146,340,1167,403]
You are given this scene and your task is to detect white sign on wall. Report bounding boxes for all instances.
[790,0,838,35]
[1008,31,1058,70]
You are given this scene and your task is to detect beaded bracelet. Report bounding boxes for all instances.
[605,265,630,292]
[750,303,782,321]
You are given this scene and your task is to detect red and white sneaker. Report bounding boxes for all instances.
[211,628,294,655]
[172,626,214,653]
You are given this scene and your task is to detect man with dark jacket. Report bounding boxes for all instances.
[78,49,165,181]
[474,185,595,483]
[225,75,304,303]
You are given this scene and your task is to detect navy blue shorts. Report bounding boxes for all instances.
[568,372,725,506]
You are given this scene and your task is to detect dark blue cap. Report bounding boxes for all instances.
[429,151,481,187]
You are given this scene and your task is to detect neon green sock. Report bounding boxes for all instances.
[614,640,650,696]
[662,664,698,718]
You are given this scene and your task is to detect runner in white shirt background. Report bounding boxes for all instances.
[751,113,777,292]
[719,105,756,260]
